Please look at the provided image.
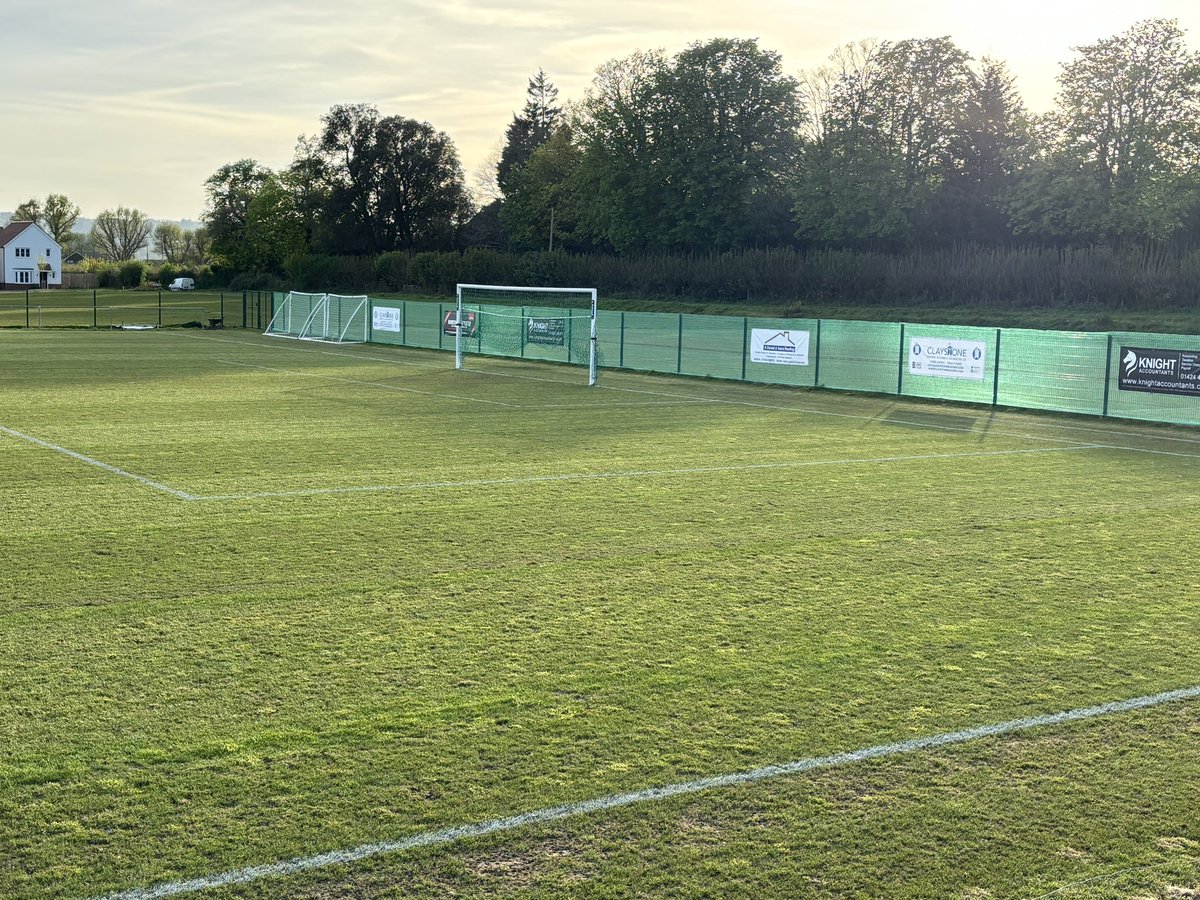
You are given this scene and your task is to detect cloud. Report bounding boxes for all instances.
[5,0,1199,217]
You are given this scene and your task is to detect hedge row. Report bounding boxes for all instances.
[278,245,1200,310]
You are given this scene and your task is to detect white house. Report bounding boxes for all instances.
[0,221,62,290]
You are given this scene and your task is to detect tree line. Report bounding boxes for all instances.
[200,17,1200,285]
[6,196,211,267]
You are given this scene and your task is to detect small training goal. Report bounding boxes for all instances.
[265,292,369,344]
[453,283,599,385]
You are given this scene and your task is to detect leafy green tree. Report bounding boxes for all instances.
[1010,18,1200,242]
[243,174,308,273]
[574,49,665,253]
[282,136,330,255]
[203,159,273,268]
[795,37,982,246]
[13,198,41,222]
[500,127,590,251]
[181,226,211,265]
[10,194,81,244]
[576,39,803,252]
[498,69,563,197]
[153,222,185,263]
[656,39,803,249]
[90,206,153,261]
[42,194,81,244]
[926,58,1032,243]
[317,103,473,254]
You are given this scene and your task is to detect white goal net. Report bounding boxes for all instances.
[454,283,599,385]
[265,292,369,343]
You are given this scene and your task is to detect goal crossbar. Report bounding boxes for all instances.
[265,292,369,344]
[454,283,598,386]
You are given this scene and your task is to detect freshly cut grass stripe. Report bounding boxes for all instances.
[219,360,519,407]
[193,445,1100,501]
[97,684,1200,900]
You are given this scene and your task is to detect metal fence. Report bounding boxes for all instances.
[9,289,1194,427]
[349,297,1200,427]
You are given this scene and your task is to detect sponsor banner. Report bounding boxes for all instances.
[372,306,401,333]
[1118,346,1200,397]
[750,329,809,366]
[909,337,987,380]
[527,317,565,346]
[442,310,477,337]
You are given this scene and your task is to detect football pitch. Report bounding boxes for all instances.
[1,329,1197,899]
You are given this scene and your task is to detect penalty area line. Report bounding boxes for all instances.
[96,683,1200,899]
[0,424,194,500]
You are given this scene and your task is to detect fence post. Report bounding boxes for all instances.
[93,289,97,328]
[242,291,247,328]
[897,323,906,395]
[401,300,407,346]
[220,292,224,323]
[677,313,683,374]
[619,313,625,368]
[741,317,749,381]
[992,328,1002,406]
[813,319,822,388]
[1101,334,1114,417]
[25,289,30,328]
[157,290,162,328]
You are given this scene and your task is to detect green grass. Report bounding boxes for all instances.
[1,329,1197,899]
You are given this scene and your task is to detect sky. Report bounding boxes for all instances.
[4,0,1199,222]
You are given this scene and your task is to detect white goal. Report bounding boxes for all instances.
[265,292,369,344]
[454,283,599,385]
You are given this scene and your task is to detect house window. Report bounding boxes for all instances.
[15,247,29,258]
[17,270,31,283]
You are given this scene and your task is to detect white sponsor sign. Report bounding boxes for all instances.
[751,329,809,366]
[908,337,987,380]
[372,306,401,332]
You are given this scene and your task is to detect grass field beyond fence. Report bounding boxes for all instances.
[1,330,1197,899]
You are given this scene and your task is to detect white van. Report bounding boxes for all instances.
[168,277,195,291]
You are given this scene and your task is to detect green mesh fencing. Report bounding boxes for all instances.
[996,329,1108,416]
[349,298,1199,427]
[815,320,903,394]
[900,324,997,406]
[1106,331,1200,426]
[615,311,685,374]
[457,303,596,369]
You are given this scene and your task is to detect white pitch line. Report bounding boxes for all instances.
[0,425,194,499]
[192,445,1099,501]
[96,683,1200,900]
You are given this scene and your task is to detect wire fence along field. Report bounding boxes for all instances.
[0,289,240,329]
[1,330,1198,900]
[319,295,1200,428]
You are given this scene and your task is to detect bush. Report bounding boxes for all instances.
[117,261,146,288]
[375,252,409,291]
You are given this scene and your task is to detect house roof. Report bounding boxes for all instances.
[0,221,37,247]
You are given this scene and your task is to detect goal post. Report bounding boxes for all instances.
[265,292,369,344]
[454,283,599,385]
